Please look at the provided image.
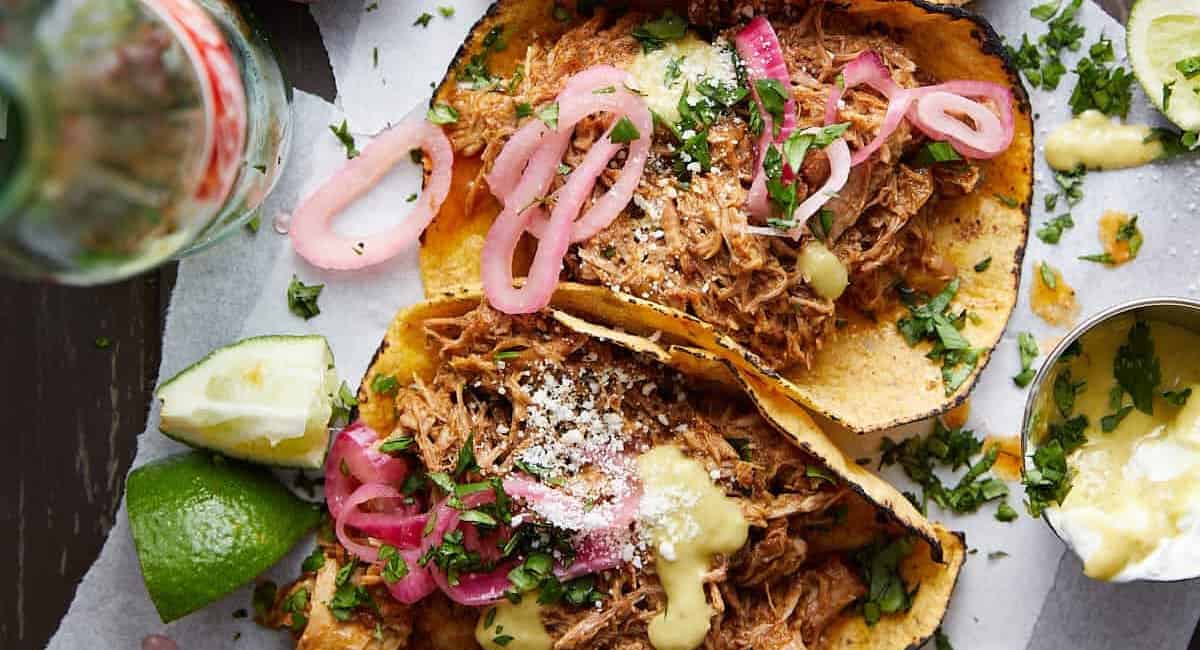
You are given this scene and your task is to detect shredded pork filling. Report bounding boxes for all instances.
[444,9,976,369]
[270,304,912,649]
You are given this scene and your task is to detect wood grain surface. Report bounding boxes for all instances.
[1,1,1187,649]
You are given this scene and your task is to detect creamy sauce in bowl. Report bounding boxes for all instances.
[1033,316,1200,581]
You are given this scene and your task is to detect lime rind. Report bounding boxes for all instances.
[156,335,337,469]
[1127,0,1200,130]
[127,452,320,623]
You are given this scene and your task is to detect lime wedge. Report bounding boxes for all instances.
[156,335,338,468]
[127,452,320,622]
[1127,0,1200,130]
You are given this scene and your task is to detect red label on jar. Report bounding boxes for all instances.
[143,0,248,205]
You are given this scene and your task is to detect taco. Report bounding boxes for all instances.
[417,0,1032,432]
[264,285,965,650]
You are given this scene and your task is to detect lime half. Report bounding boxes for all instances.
[1127,0,1200,130]
[156,335,338,468]
[127,452,320,622]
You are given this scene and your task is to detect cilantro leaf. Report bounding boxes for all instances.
[1114,321,1161,415]
[609,116,641,144]
[329,120,359,159]
[1036,213,1075,244]
[427,103,460,125]
[286,275,323,320]
[631,10,686,52]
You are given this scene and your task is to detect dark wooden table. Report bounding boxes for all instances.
[4,1,1194,649]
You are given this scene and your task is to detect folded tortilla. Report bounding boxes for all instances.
[418,0,1032,433]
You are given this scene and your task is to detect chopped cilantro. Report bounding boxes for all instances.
[286,275,323,320]
[1044,193,1059,211]
[406,193,418,203]
[994,193,1019,208]
[804,464,836,484]
[1038,262,1057,290]
[988,551,1010,560]
[301,547,326,573]
[379,544,410,583]
[664,56,684,87]
[458,26,507,90]
[454,433,478,477]
[1054,165,1086,205]
[727,437,753,461]
[974,256,992,273]
[252,581,277,621]
[1114,321,1160,414]
[1053,368,1085,417]
[1163,388,1193,406]
[494,349,522,361]
[879,420,1008,514]
[1014,331,1040,388]
[631,10,686,53]
[995,501,1018,522]
[1078,252,1115,264]
[753,79,789,134]
[94,336,112,350]
[379,436,415,454]
[1177,56,1200,79]
[438,5,455,17]
[1100,404,1133,432]
[855,536,916,626]
[329,582,374,621]
[934,627,955,650]
[896,278,979,395]
[330,381,357,427]
[427,103,460,125]
[1030,1,1060,21]
[1036,213,1074,244]
[915,141,963,165]
[371,373,399,396]
[610,116,641,143]
[282,587,309,632]
[1116,215,1143,258]
[413,12,432,27]
[535,102,559,129]
[1070,40,1135,118]
[515,102,533,119]
[329,120,359,159]
[245,214,261,234]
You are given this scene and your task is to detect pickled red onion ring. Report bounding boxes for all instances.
[503,475,640,532]
[908,82,1015,158]
[736,16,798,217]
[336,483,405,563]
[325,422,409,519]
[482,66,650,314]
[825,51,1014,163]
[289,116,452,270]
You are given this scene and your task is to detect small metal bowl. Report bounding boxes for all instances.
[1020,296,1200,581]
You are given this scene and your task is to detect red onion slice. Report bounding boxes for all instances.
[335,483,405,563]
[826,51,1015,164]
[482,66,650,314]
[324,422,410,519]
[736,16,798,218]
[289,116,452,270]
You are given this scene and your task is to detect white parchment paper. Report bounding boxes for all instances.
[50,1,1200,648]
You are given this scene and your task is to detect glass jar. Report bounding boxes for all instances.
[0,0,291,284]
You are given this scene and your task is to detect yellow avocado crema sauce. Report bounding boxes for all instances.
[636,445,749,650]
[475,592,553,650]
[1044,318,1200,581]
[1044,109,1164,171]
[624,34,739,125]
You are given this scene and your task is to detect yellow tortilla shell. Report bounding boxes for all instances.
[359,284,966,649]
